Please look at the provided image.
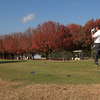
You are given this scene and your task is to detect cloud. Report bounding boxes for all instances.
[21,13,35,23]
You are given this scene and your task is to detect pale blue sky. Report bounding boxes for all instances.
[0,0,100,34]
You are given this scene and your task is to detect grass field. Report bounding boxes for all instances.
[1,59,100,100]
[0,59,100,84]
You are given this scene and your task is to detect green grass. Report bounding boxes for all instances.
[0,59,100,84]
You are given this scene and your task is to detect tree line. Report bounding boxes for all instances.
[0,19,100,60]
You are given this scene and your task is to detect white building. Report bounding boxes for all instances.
[34,54,41,59]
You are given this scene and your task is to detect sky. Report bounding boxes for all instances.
[0,0,100,35]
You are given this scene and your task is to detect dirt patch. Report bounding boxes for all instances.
[0,79,100,100]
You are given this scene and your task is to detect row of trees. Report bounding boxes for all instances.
[0,19,100,59]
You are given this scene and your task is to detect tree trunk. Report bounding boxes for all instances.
[21,54,23,60]
[46,52,49,60]
[50,52,52,60]
[4,53,7,59]
[11,54,14,59]
[32,53,34,60]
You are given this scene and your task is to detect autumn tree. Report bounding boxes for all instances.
[3,34,18,59]
[94,19,100,27]
[82,19,95,50]
[32,21,58,59]
[0,37,4,58]
[1,18,100,59]
[15,33,30,59]
[54,25,73,50]
[32,21,73,59]
[24,28,35,59]
[67,24,83,50]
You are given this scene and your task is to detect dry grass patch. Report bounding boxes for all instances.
[0,79,100,100]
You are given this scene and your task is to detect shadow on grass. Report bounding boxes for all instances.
[0,60,26,64]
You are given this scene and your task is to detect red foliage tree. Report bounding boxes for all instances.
[83,19,95,49]
[24,28,35,59]
[16,33,29,56]
[94,19,100,27]
[54,25,73,50]
[67,24,83,50]
[1,18,100,59]
[32,21,59,59]
[32,21,73,59]
[3,34,18,59]
[0,38,3,54]
[3,35,17,54]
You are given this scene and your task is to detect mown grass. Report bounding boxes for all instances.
[0,59,100,84]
